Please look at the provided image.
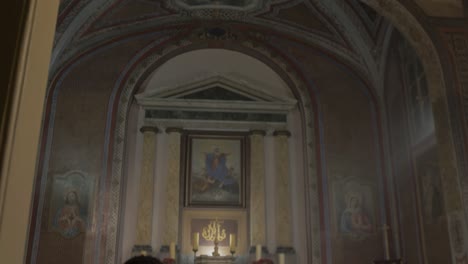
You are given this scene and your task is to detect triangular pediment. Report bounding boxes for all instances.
[136,75,294,105]
[135,75,296,125]
[172,86,255,101]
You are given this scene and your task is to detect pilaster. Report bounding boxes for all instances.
[133,126,159,253]
[249,130,267,246]
[273,130,293,250]
[161,127,184,246]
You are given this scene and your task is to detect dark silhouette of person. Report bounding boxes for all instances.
[124,255,163,264]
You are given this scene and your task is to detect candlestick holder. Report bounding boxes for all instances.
[192,248,198,260]
[212,237,220,257]
[230,248,236,257]
[202,218,226,257]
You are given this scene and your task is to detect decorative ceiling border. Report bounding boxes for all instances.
[51,0,116,66]
[170,0,266,12]
[54,0,91,47]
[50,0,374,78]
[57,0,83,27]
[346,0,385,41]
[304,0,379,92]
[51,0,410,98]
[257,0,348,47]
[49,17,367,88]
[85,0,175,35]
[162,0,287,20]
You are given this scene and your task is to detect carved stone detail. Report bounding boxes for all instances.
[273,130,291,137]
[140,126,159,134]
[165,127,184,134]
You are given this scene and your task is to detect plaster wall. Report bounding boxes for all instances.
[384,40,422,264]
[384,33,452,264]
[35,35,156,264]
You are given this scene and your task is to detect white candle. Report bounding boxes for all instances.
[255,244,262,260]
[278,253,285,264]
[193,232,199,251]
[383,225,390,259]
[170,242,176,259]
[229,234,236,251]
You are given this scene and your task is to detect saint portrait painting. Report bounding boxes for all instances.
[333,178,376,240]
[48,171,92,238]
[185,132,246,207]
[54,190,86,238]
[340,191,373,236]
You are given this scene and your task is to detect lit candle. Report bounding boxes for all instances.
[170,242,176,259]
[193,232,199,251]
[383,225,390,259]
[278,253,285,264]
[229,234,236,251]
[256,244,262,260]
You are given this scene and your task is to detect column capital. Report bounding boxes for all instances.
[165,127,184,134]
[131,245,153,256]
[140,126,159,134]
[249,130,267,136]
[273,130,291,137]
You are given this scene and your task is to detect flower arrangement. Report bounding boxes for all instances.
[162,258,176,264]
[252,259,274,264]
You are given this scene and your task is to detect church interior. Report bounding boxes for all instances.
[2,0,468,264]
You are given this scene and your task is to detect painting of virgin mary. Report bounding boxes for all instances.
[340,191,373,235]
[185,132,246,207]
[334,178,376,239]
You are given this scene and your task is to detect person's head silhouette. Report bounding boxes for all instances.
[124,255,162,264]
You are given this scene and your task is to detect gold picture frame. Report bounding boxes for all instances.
[183,131,248,208]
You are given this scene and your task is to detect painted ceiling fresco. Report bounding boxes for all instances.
[176,0,257,8]
[51,0,392,93]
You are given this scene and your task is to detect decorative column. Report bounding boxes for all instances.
[249,130,267,247]
[133,126,159,254]
[161,128,183,249]
[273,130,294,253]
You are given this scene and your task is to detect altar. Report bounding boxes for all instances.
[194,255,236,264]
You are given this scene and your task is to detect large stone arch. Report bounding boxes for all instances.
[103,37,321,264]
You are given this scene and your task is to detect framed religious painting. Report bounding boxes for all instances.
[183,131,248,208]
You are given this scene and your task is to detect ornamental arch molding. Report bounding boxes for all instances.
[103,41,321,264]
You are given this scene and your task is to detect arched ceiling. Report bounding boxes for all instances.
[142,49,293,98]
[52,0,397,96]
